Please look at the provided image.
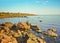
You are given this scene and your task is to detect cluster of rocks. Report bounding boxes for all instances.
[0,22,58,43]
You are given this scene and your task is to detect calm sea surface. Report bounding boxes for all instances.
[0,15,60,34]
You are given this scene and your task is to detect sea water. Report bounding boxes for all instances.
[0,15,60,43]
[0,15,60,34]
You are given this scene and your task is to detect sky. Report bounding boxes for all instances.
[0,0,60,15]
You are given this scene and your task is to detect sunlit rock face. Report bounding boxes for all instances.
[27,38,38,43]
[17,22,30,31]
[0,22,59,43]
[47,29,58,37]
[4,22,13,28]
[27,37,46,43]
[27,33,46,43]
[1,35,18,43]
[30,25,41,33]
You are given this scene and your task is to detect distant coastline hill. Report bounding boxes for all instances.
[0,12,36,18]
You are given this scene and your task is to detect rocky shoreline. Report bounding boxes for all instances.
[0,22,58,43]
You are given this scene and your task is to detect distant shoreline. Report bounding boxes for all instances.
[0,12,37,18]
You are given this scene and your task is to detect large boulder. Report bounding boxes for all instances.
[4,22,13,28]
[1,35,18,43]
[47,29,58,39]
[27,33,39,43]
[30,25,41,33]
[17,22,30,31]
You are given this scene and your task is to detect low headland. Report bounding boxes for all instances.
[0,12,37,18]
